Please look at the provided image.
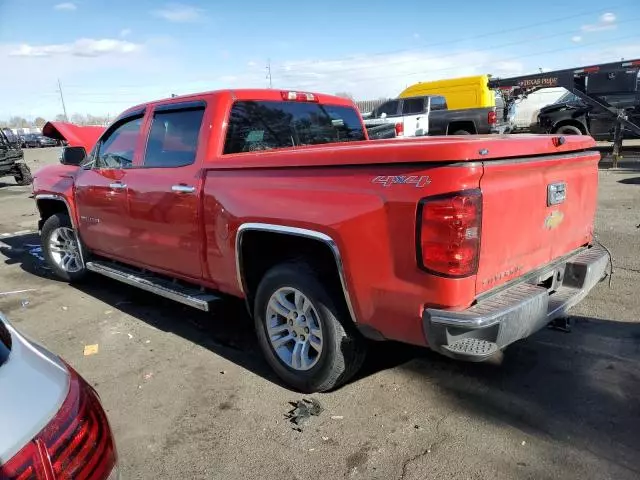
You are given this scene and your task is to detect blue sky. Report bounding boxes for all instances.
[0,0,638,119]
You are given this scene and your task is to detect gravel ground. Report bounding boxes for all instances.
[0,147,638,480]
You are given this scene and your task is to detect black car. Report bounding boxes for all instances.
[537,87,640,140]
[22,133,40,148]
[0,129,32,185]
[37,134,58,147]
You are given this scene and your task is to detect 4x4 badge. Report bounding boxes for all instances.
[372,175,431,187]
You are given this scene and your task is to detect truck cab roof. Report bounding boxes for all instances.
[118,89,356,119]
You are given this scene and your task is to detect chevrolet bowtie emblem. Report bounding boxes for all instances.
[544,210,564,230]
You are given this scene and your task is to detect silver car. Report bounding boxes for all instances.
[0,313,119,479]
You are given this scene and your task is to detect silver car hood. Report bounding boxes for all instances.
[0,313,69,462]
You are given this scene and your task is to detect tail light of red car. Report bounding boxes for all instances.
[488,110,497,125]
[0,365,117,480]
[416,190,482,277]
[395,122,404,137]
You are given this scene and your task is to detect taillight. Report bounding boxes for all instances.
[0,366,117,480]
[488,110,497,125]
[280,91,318,102]
[416,190,482,277]
[395,122,404,136]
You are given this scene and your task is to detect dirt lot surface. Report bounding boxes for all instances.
[1,147,639,480]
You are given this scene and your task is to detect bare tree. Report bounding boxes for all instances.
[34,117,47,128]
[70,113,88,125]
[54,114,67,122]
[8,116,29,128]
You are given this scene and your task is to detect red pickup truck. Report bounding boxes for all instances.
[33,89,609,392]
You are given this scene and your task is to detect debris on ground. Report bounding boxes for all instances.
[331,415,344,420]
[21,300,29,308]
[61,306,68,311]
[0,288,37,296]
[144,372,153,380]
[83,344,99,356]
[24,244,45,262]
[285,398,324,430]
[104,310,113,315]
[127,333,133,339]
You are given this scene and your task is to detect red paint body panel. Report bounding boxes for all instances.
[477,152,599,294]
[33,89,601,348]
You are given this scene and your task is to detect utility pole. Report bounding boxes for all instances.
[57,78,68,122]
[266,59,272,89]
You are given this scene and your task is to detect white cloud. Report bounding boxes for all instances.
[270,50,525,99]
[581,12,617,32]
[151,3,204,22]
[247,60,257,67]
[571,36,582,43]
[54,2,76,10]
[120,29,132,38]
[9,38,142,57]
[601,12,616,23]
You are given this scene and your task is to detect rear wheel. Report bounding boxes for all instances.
[554,124,583,135]
[452,129,471,135]
[254,262,366,392]
[13,163,32,186]
[41,213,87,282]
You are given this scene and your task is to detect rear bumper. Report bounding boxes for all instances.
[423,245,609,361]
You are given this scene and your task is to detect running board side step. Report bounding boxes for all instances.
[86,261,220,312]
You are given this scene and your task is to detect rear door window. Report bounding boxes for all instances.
[143,106,205,168]
[223,101,365,154]
[402,98,425,115]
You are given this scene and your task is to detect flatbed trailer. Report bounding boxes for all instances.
[489,59,640,167]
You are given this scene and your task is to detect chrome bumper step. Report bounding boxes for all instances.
[86,261,219,312]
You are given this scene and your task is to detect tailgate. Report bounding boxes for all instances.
[476,150,600,294]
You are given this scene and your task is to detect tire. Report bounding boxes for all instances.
[452,130,471,135]
[41,213,87,282]
[554,124,583,135]
[254,262,366,392]
[13,163,33,186]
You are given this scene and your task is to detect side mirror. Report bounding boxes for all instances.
[59,146,86,166]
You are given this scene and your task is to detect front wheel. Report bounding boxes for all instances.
[41,213,87,282]
[554,124,583,135]
[13,163,32,186]
[254,262,366,392]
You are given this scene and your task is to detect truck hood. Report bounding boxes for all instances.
[42,121,105,151]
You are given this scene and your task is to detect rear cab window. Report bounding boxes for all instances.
[430,96,447,111]
[223,101,365,154]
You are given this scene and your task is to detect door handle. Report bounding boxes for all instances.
[172,184,195,194]
[109,182,127,190]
